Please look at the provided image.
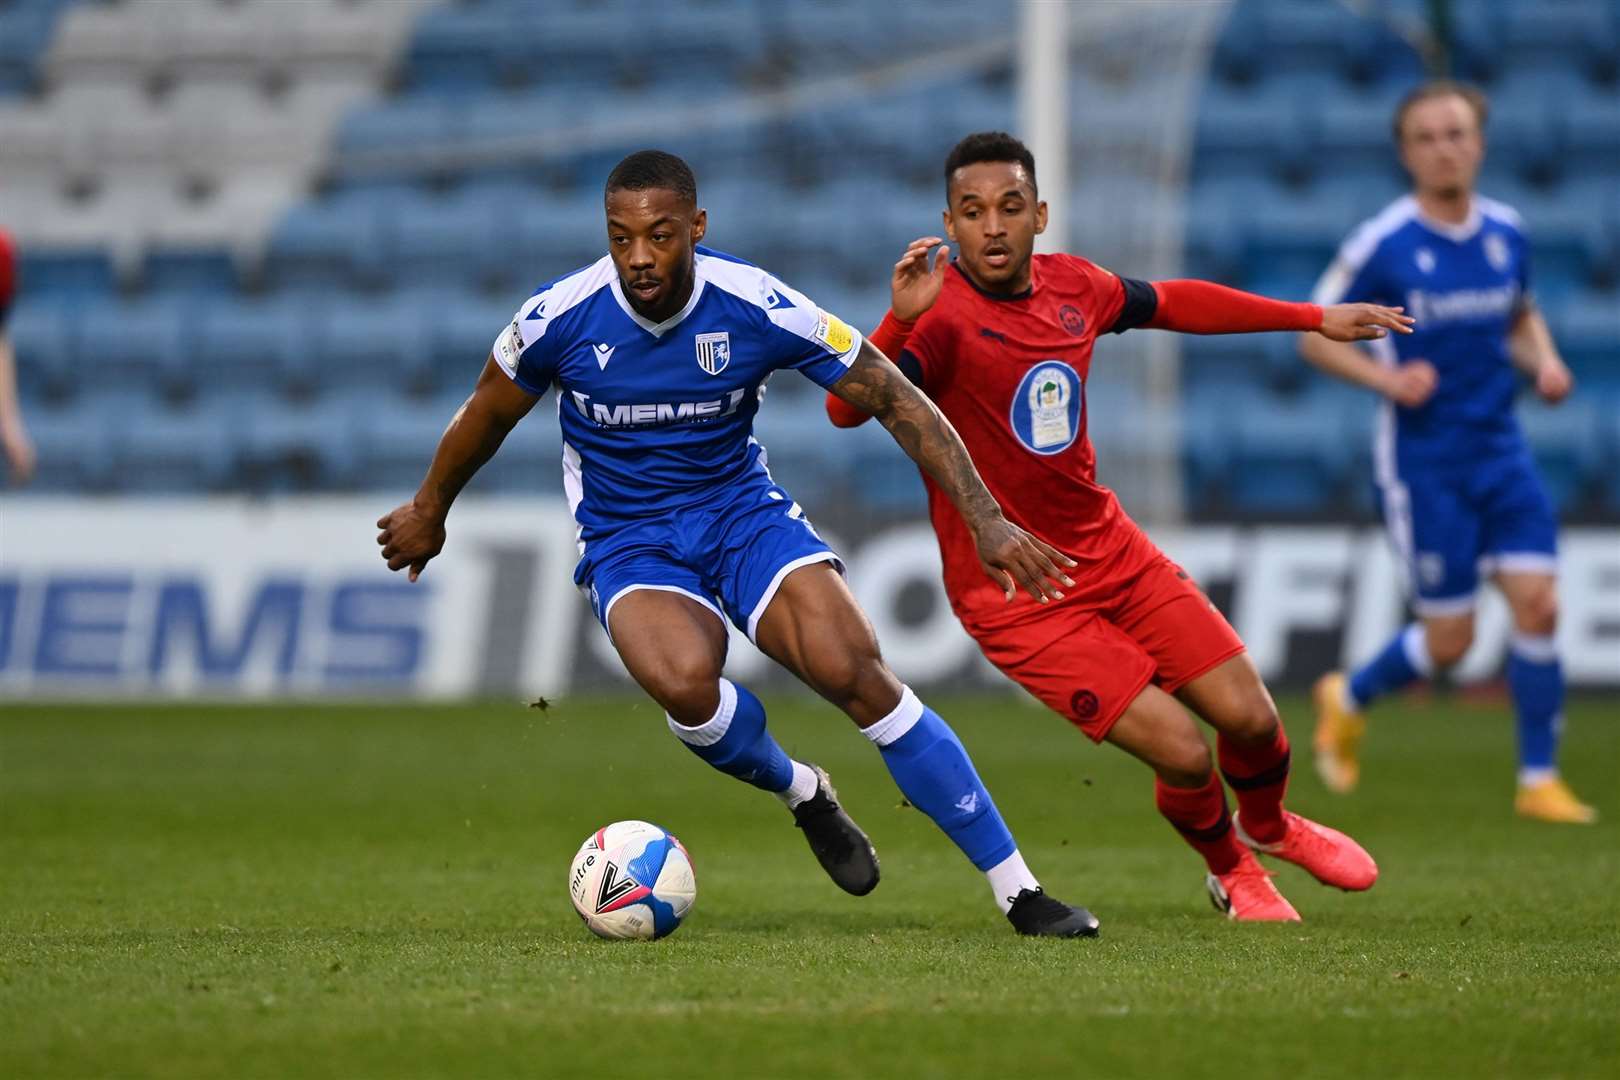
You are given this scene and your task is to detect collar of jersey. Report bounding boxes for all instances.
[951,260,1034,303]
[608,268,708,338]
[1411,195,1484,245]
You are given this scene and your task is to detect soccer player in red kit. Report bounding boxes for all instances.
[827,133,1411,920]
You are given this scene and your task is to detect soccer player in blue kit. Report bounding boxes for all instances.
[1302,82,1595,824]
[376,150,1102,934]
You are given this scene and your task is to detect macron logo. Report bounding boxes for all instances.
[593,343,615,370]
[955,792,979,815]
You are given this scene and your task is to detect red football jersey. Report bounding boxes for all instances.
[902,253,1160,631]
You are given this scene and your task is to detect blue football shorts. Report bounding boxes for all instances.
[1377,448,1558,617]
[575,479,842,643]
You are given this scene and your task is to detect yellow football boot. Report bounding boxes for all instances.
[1515,778,1598,825]
[1312,672,1366,795]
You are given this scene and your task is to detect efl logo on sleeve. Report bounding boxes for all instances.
[495,319,524,372]
[814,311,854,354]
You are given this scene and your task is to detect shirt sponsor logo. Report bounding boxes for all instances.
[695,331,731,375]
[568,388,749,428]
[1404,284,1518,324]
[1009,360,1083,456]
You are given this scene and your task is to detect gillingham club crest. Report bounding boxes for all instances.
[1010,361,1082,455]
[695,331,731,375]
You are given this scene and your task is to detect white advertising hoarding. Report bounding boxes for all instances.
[1,498,1616,699]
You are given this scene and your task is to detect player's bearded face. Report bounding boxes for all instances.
[1398,96,1484,200]
[605,187,707,320]
[944,162,1047,295]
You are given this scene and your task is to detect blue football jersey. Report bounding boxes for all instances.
[1313,195,1532,473]
[491,246,863,545]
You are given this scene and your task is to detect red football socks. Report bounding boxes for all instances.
[1154,773,1245,875]
[1218,725,1292,845]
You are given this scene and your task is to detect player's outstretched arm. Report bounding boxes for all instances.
[1507,302,1574,404]
[830,340,1075,603]
[377,357,539,581]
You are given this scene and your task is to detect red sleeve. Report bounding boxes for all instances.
[0,230,15,309]
[1144,279,1322,334]
[825,309,916,428]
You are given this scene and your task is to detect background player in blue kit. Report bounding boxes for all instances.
[375,150,1101,934]
[1301,82,1595,825]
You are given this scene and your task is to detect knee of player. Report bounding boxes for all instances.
[1226,693,1281,743]
[1160,739,1214,789]
[1513,589,1559,637]
[1425,622,1475,668]
[806,644,887,707]
[649,658,724,723]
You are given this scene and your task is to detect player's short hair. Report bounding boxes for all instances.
[944,131,1038,196]
[1392,80,1489,142]
[604,150,697,206]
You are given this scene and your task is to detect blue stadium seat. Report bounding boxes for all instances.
[1566,94,1620,178]
[189,298,316,396]
[1555,293,1620,382]
[7,299,76,400]
[1242,191,1358,287]
[425,295,514,389]
[401,8,508,96]
[140,248,240,297]
[265,198,389,290]
[1312,96,1406,185]
[311,297,436,395]
[383,191,502,291]
[1499,0,1619,84]
[22,393,123,493]
[337,100,455,156]
[1194,89,1309,184]
[1226,388,1354,515]
[239,390,367,492]
[1518,397,1603,513]
[77,298,193,399]
[110,393,244,492]
[16,249,118,299]
[353,391,486,495]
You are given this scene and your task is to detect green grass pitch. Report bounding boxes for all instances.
[3,693,1616,1079]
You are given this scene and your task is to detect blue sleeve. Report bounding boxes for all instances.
[752,277,864,390]
[1313,229,1388,307]
[492,301,559,397]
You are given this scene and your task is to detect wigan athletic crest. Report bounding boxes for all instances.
[1010,360,1083,455]
[694,331,731,375]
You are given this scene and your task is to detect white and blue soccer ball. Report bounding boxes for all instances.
[567,820,696,940]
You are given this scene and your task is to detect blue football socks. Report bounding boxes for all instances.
[666,679,794,793]
[1507,633,1563,781]
[1348,623,1432,710]
[863,688,1018,873]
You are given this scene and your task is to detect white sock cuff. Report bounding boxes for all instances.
[1401,623,1434,677]
[1509,632,1558,664]
[667,678,738,747]
[862,686,925,747]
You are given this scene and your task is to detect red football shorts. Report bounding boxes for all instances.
[969,553,1246,743]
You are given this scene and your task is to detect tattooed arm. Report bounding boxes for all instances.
[830,340,1074,603]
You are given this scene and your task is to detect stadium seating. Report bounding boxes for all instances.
[4,0,1617,523]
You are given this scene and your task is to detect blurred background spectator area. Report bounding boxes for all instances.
[1,0,1616,523]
